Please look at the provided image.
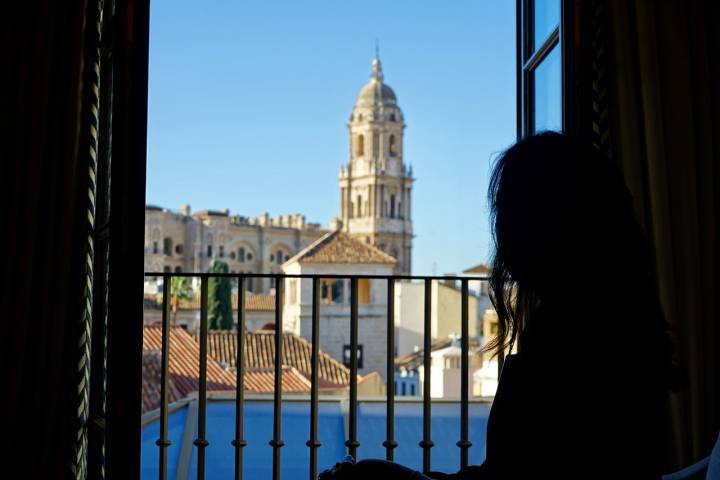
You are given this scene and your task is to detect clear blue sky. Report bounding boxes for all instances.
[146,0,517,275]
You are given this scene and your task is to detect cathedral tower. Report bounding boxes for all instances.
[339,55,413,274]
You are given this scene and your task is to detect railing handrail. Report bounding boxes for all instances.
[145,272,490,281]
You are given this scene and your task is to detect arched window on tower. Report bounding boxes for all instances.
[238,247,245,263]
[389,134,397,157]
[356,134,364,156]
[390,194,396,218]
[356,195,362,217]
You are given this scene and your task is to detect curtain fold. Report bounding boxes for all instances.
[605,0,720,469]
[1,0,101,477]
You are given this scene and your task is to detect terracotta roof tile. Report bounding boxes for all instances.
[142,350,183,413]
[462,263,490,274]
[143,326,358,413]
[285,230,396,265]
[200,329,352,390]
[243,366,312,394]
[175,293,276,312]
[142,326,235,413]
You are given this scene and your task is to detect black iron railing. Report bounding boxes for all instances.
[146,272,490,480]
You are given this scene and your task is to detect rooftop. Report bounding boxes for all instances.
[395,336,482,372]
[177,293,276,312]
[285,230,396,265]
[462,264,490,275]
[142,326,235,412]
[200,329,352,390]
[142,325,366,413]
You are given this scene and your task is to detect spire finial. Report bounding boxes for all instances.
[371,40,383,82]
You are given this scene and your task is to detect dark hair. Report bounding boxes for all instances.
[486,132,682,389]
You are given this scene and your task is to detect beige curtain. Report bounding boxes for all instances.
[605,0,719,469]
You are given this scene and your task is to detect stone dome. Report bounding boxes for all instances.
[354,58,398,108]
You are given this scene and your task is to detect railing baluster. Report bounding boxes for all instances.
[420,278,434,474]
[233,276,247,480]
[457,279,472,468]
[346,277,360,458]
[142,271,494,477]
[307,278,321,480]
[270,276,285,480]
[156,274,172,480]
[383,279,398,461]
[195,277,210,480]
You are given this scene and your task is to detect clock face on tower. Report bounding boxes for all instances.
[338,55,413,275]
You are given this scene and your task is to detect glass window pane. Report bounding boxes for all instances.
[532,0,560,52]
[532,45,562,133]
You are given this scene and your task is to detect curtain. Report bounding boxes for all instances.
[1,0,102,477]
[604,0,720,469]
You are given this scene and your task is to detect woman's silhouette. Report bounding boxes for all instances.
[320,132,681,479]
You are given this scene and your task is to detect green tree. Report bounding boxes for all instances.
[208,261,233,330]
[156,276,194,326]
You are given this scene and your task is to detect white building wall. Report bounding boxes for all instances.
[282,262,392,379]
[394,281,484,358]
[394,282,425,358]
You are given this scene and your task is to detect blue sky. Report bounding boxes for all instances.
[146,0,516,275]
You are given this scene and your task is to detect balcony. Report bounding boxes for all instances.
[143,272,493,479]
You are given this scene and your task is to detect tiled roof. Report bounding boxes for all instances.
[243,366,312,394]
[142,350,183,413]
[200,329,351,390]
[395,337,481,371]
[143,326,358,413]
[143,326,236,413]
[174,293,276,312]
[285,230,396,265]
[462,263,490,274]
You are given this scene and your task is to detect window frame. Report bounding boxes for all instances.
[517,0,574,137]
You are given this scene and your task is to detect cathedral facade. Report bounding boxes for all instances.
[144,55,414,287]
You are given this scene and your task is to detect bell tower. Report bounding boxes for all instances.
[338,54,413,274]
